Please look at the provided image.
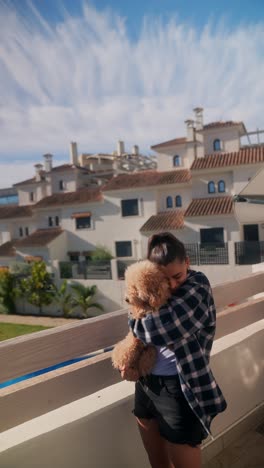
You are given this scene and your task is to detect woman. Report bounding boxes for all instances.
[121,232,227,468]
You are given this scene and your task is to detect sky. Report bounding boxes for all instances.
[0,0,264,188]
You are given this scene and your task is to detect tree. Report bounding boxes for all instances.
[70,283,104,318]
[90,245,113,261]
[0,270,16,314]
[16,261,54,315]
[52,280,73,318]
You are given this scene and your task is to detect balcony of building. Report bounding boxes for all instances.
[0,270,263,467]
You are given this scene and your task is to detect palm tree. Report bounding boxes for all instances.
[70,283,104,318]
[52,280,73,318]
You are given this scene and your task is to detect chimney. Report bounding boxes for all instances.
[34,164,43,182]
[132,145,139,156]
[193,107,204,130]
[43,154,53,172]
[185,119,195,141]
[117,140,125,156]
[70,142,78,166]
[113,158,119,176]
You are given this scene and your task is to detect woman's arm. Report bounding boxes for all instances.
[129,279,214,346]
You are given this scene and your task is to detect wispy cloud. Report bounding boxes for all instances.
[0,1,264,187]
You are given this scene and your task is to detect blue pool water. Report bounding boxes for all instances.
[0,346,114,389]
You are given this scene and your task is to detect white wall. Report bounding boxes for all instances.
[15,246,51,264]
[36,209,61,230]
[50,171,78,194]
[203,128,240,155]
[18,185,37,206]
[192,172,233,198]
[48,232,68,261]
[233,165,263,195]
[0,222,12,244]
[61,190,157,259]
[183,216,241,242]
[13,221,37,239]
[156,144,191,171]
[157,186,192,211]
[0,321,262,468]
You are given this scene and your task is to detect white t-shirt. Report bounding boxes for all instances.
[151,346,177,376]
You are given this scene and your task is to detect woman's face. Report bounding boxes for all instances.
[163,257,190,293]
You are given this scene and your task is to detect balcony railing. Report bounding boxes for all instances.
[59,260,112,279]
[57,243,264,283]
[0,272,263,467]
[235,241,264,265]
[116,259,136,279]
[185,243,229,265]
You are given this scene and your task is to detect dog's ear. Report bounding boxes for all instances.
[148,277,171,308]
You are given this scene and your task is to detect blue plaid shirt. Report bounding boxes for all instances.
[129,269,227,436]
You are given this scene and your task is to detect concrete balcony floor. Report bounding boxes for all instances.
[203,419,264,468]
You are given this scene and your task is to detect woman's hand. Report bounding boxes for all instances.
[119,366,140,382]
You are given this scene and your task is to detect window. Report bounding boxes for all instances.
[29,192,34,202]
[175,195,182,207]
[83,251,92,261]
[48,216,53,227]
[218,180,226,193]
[208,181,216,194]
[166,196,173,208]
[25,227,29,236]
[69,254,79,262]
[19,227,23,237]
[243,224,259,242]
[59,180,64,190]
[200,228,224,244]
[213,139,221,151]
[55,216,60,226]
[76,216,91,229]
[121,199,139,217]
[173,155,181,167]
[115,241,132,257]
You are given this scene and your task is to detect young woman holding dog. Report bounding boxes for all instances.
[121,232,227,468]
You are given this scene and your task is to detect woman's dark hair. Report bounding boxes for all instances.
[147,232,187,266]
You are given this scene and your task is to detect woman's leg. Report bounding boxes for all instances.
[165,441,201,468]
[136,417,173,468]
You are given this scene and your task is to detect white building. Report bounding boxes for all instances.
[0,108,263,277]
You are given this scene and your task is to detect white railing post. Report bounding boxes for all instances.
[111,259,118,281]
[228,241,235,267]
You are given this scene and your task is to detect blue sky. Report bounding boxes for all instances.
[0,0,264,187]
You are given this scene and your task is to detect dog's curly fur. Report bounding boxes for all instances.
[111,260,171,381]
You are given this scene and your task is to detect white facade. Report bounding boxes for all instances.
[0,108,263,276]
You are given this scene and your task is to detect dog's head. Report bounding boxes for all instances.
[124,260,171,317]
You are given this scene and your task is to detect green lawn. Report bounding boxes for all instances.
[0,322,53,341]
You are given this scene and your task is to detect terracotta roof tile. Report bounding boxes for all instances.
[203,121,244,130]
[14,164,89,187]
[0,241,18,257]
[13,177,37,187]
[191,146,264,170]
[185,197,233,217]
[140,210,185,232]
[0,205,32,220]
[34,188,102,208]
[103,170,191,191]
[151,137,187,150]
[16,228,64,247]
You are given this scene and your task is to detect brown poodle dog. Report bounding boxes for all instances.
[111,260,171,381]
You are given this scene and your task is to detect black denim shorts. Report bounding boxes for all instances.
[133,374,208,446]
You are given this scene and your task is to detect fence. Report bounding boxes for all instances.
[116,260,136,280]
[184,243,229,265]
[59,260,112,280]
[235,241,264,265]
[58,242,264,281]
